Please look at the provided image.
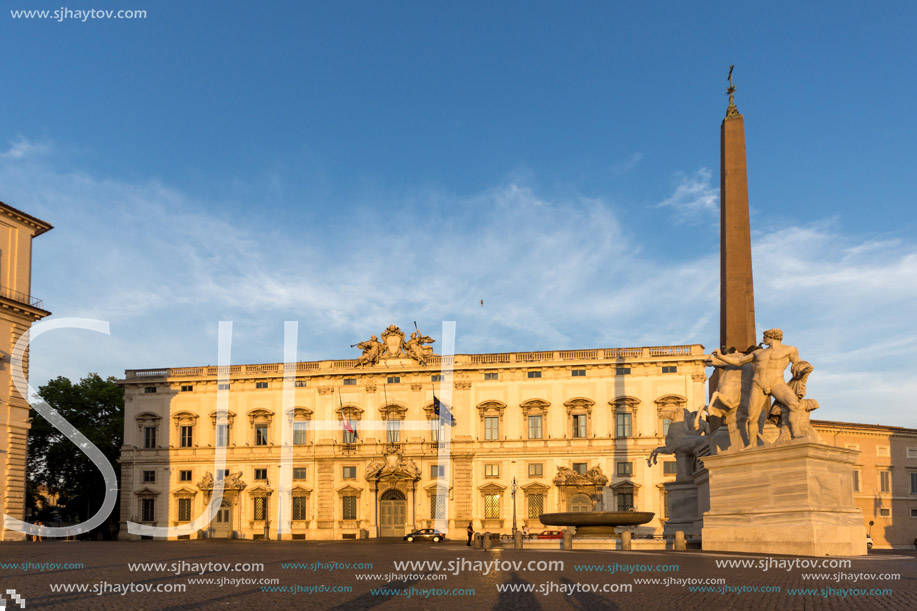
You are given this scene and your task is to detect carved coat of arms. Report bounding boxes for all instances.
[353,324,435,367]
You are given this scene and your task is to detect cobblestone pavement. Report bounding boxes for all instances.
[1,540,914,610]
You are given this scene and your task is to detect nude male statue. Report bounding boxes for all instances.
[711,328,802,448]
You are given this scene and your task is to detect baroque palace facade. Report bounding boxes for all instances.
[117,325,917,547]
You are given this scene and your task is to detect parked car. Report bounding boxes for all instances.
[404,529,446,542]
[534,530,564,540]
[866,535,874,550]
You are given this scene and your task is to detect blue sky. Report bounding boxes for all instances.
[2,1,915,426]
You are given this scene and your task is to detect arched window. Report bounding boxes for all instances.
[568,493,593,513]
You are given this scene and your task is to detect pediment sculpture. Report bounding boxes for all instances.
[553,465,608,488]
[365,448,421,481]
[198,471,247,491]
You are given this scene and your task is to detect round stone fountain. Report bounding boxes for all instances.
[539,511,655,537]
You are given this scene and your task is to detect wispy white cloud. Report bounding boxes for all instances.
[656,167,718,224]
[3,138,916,427]
[0,136,50,160]
[610,152,644,176]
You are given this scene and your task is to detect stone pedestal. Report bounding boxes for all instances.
[662,480,700,538]
[701,442,866,556]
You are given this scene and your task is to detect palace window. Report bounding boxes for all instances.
[143,426,157,449]
[343,466,357,479]
[141,498,155,522]
[616,489,634,511]
[253,497,267,521]
[528,463,543,478]
[293,422,308,445]
[295,380,308,388]
[877,446,890,457]
[387,376,401,384]
[853,469,861,492]
[248,409,273,447]
[571,369,585,377]
[564,398,593,439]
[430,495,446,520]
[177,498,191,522]
[527,494,544,519]
[485,417,499,440]
[879,508,890,517]
[386,419,401,444]
[662,366,677,373]
[484,372,499,380]
[662,489,670,519]
[485,464,500,478]
[662,418,672,435]
[343,378,357,386]
[527,371,542,379]
[431,374,443,382]
[179,470,192,481]
[572,414,587,438]
[615,367,631,375]
[144,386,157,394]
[907,447,917,459]
[573,462,587,475]
[216,424,229,447]
[254,468,267,480]
[217,383,230,391]
[293,467,307,480]
[663,461,677,475]
[484,494,501,519]
[617,462,633,477]
[180,425,193,448]
[880,470,892,494]
[477,400,507,442]
[181,385,193,392]
[616,412,632,438]
[216,469,230,481]
[142,470,156,483]
[342,496,358,520]
[292,496,307,520]
[910,471,917,495]
[528,415,543,440]
[256,382,268,389]
[430,464,445,478]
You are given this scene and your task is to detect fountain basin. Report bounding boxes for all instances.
[539,511,655,535]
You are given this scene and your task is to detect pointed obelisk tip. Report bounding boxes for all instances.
[725,64,740,117]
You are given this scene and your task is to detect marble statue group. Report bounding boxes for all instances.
[649,328,821,472]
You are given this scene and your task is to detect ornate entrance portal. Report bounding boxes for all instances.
[213,499,233,538]
[379,489,407,537]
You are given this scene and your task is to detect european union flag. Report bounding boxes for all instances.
[433,394,457,426]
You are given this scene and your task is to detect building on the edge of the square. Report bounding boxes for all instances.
[0,201,52,541]
[116,331,917,548]
[810,420,917,549]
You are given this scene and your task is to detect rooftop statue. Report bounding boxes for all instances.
[352,324,436,366]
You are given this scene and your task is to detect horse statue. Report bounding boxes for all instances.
[648,407,710,480]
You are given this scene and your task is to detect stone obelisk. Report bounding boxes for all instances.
[719,66,756,352]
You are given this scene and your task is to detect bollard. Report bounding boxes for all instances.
[514,531,523,550]
[482,532,492,550]
[622,530,632,550]
[472,533,483,549]
[675,531,685,551]
[562,529,573,550]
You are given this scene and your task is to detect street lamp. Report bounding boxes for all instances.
[511,477,517,537]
